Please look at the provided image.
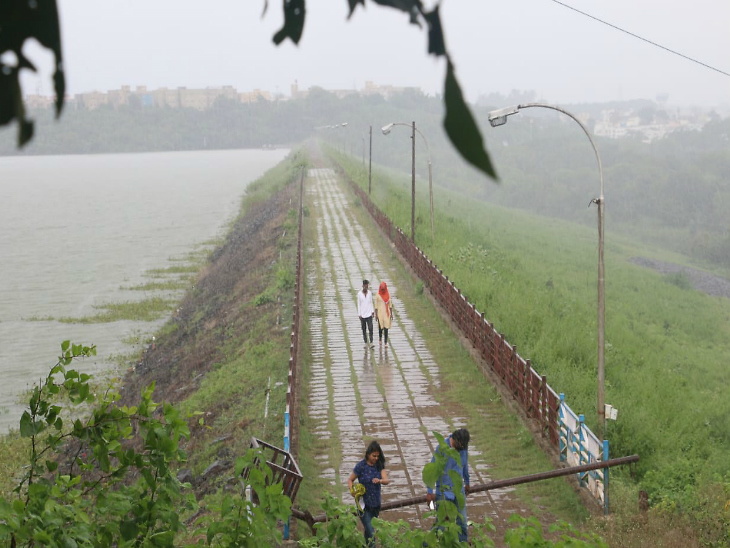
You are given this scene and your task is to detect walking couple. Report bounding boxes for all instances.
[357,279,394,349]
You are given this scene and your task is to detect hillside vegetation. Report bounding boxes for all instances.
[2,141,726,544]
[1,147,610,547]
[332,148,730,545]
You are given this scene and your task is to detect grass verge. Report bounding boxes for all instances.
[331,147,730,545]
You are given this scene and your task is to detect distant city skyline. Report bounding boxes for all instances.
[24,80,712,145]
[26,80,417,100]
[17,0,730,109]
[24,80,420,111]
[25,82,728,122]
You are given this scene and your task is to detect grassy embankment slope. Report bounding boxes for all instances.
[116,149,309,485]
[331,148,730,545]
[0,149,307,513]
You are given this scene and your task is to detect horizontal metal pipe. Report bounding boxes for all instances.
[292,454,639,525]
[471,454,639,493]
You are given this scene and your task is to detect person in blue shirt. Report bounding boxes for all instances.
[425,428,471,542]
[348,440,390,546]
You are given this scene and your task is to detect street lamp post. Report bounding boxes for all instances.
[381,121,434,242]
[316,123,349,151]
[341,122,349,154]
[368,125,372,195]
[488,103,606,439]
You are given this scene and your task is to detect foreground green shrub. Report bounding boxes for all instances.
[0,342,290,547]
[0,342,605,546]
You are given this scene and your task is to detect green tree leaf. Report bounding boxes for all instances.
[273,0,306,45]
[422,461,441,487]
[347,0,366,18]
[443,58,498,180]
[120,519,139,541]
[423,5,445,56]
[371,0,421,18]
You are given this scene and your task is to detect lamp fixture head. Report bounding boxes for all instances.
[381,123,394,135]
[487,106,520,127]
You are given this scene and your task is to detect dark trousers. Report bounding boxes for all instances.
[378,327,389,344]
[361,505,380,546]
[360,315,373,343]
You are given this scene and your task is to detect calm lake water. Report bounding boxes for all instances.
[0,149,289,435]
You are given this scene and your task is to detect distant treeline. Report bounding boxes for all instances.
[0,88,442,155]
[471,110,730,271]
[2,89,728,270]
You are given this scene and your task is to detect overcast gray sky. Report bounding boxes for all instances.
[23,0,730,108]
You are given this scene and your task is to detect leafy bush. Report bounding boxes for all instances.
[276,265,296,291]
[0,342,290,547]
[254,290,277,306]
[505,516,607,547]
[192,454,291,546]
[0,343,607,546]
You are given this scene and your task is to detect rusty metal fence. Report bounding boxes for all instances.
[247,437,303,504]
[285,168,305,456]
[281,168,306,539]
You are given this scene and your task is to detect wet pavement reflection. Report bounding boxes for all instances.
[305,168,517,531]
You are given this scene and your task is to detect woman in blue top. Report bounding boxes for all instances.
[347,440,390,546]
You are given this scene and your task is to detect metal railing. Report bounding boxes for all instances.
[246,437,303,504]
[282,167,306,539]
[560,395,610,511]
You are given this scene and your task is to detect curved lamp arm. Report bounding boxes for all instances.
[488,103,602,201]
[487,101,606,441]
[519,103,603,201]
[382,122,431,163]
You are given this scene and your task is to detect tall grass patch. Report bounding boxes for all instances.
[0,432,27,498]
[335,153,730,540]
[56,297,178,323]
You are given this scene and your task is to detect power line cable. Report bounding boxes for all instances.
[550,0,730,78]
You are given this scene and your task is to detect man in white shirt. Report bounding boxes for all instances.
[357,279,375,348]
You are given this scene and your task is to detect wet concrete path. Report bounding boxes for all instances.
[304,168,517,531]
